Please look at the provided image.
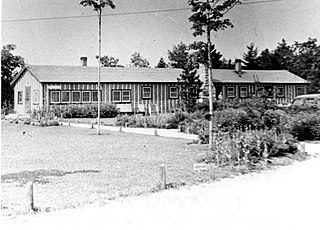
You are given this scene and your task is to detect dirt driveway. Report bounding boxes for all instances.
[2,143,319,230]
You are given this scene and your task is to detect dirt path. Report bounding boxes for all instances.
[2,143,320,230]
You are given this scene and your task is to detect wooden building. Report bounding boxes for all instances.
[11,61,309,115]
[11,65,182,114]
[197,63,309,105]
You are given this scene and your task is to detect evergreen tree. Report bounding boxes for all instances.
[178,66,203,112]
[155,57,168,68]
[243,43,259,69]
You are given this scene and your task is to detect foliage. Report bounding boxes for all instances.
[115,111,191,129]
[243,43,259,70]
[178,67,203,112]
[1,44,25,109]
[168,42,190,69]
[251,38,320,93]
[155,57,168,68]
[197,129,298,166]
[96,55,121,67]
[130,52,150,68]
[289,111,320,141]
[80,0,116,11]
[188,0,241,36]
[32,103,118,119]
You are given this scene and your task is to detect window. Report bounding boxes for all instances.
[227,87,235,98]
[112,90,131,103]
[51,91,60,103]
[122,90,131,102]
[276,86,285,97]
[72,91,81,103]
[169,87,178,99]
[240,87,247,98]
[61,91,71,103]
[142,87,152,99]
[18,91,23,104]
[33,90,39,104]
[82,91,91,103]
[112,90,121,103]
[296,87,304,96]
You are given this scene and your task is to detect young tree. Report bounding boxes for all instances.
[188,0,241,150]
[243,43,259,70]
[155,57,168,68]
[178,67,203,112]
[80,0,116,135]
[130,52,150,68]
[96,55,120,67]
[1,44,24,110]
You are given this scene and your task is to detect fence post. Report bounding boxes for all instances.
[26,181,35,212]
[154,129,158,136]
[159,164,166,189]
[68,120,71,126]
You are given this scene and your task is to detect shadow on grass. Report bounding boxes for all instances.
[1,169,101,185]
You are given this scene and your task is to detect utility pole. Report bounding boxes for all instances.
[97,5,102,135]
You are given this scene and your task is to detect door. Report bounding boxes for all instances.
[25,86,31,113]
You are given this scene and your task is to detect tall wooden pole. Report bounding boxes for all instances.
[207,0,214,150]
[97,7,101,135]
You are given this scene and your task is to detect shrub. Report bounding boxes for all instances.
[197,129,298,166]
[32,103,118,119]
[289,112,320,141]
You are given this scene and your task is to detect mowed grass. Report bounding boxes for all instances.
[1,122,207,216]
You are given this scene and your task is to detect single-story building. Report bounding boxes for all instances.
[11,59,309,114]
[10,64,182,114]
[197,62,309,105]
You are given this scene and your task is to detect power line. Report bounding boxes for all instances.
[2,0,281,23]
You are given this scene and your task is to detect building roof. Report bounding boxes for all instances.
[11,64,308,85]
[11,65,183,84]
[198,68,309,84]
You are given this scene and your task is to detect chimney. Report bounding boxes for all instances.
[235,59,242,76]
[80,57,88,66]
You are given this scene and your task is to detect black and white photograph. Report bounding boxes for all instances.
[1,0,320,229]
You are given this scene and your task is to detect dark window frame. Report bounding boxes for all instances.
[141,86,152,99]
[18,91,23,104]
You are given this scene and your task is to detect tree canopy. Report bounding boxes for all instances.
[1,44,25,109]
[96,55,121,67]
[130,52,150,68]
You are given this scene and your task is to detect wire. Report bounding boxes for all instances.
[2,0,282,23]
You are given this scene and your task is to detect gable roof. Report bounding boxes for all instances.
[11,64,308,85]
[198,68,309,84]
[11,65,182,85]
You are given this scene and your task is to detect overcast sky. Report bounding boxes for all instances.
[1,0,320,67]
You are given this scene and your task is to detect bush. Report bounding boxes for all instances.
[197,129,298,166]
[32,103,118,119]
[289,112,320,141]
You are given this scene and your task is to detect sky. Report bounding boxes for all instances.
[1,0,320,67]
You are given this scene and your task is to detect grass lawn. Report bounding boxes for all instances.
[1,122,209,216]
[1,122,308,216]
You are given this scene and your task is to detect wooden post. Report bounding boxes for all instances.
[159,164,166,189]
[301,142,306,154]
[26,181,34,212]
[68,120,71,126]
[154,129,158,136]
[119,126,122,132]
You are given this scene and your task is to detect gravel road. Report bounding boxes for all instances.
[2,143,319,230]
